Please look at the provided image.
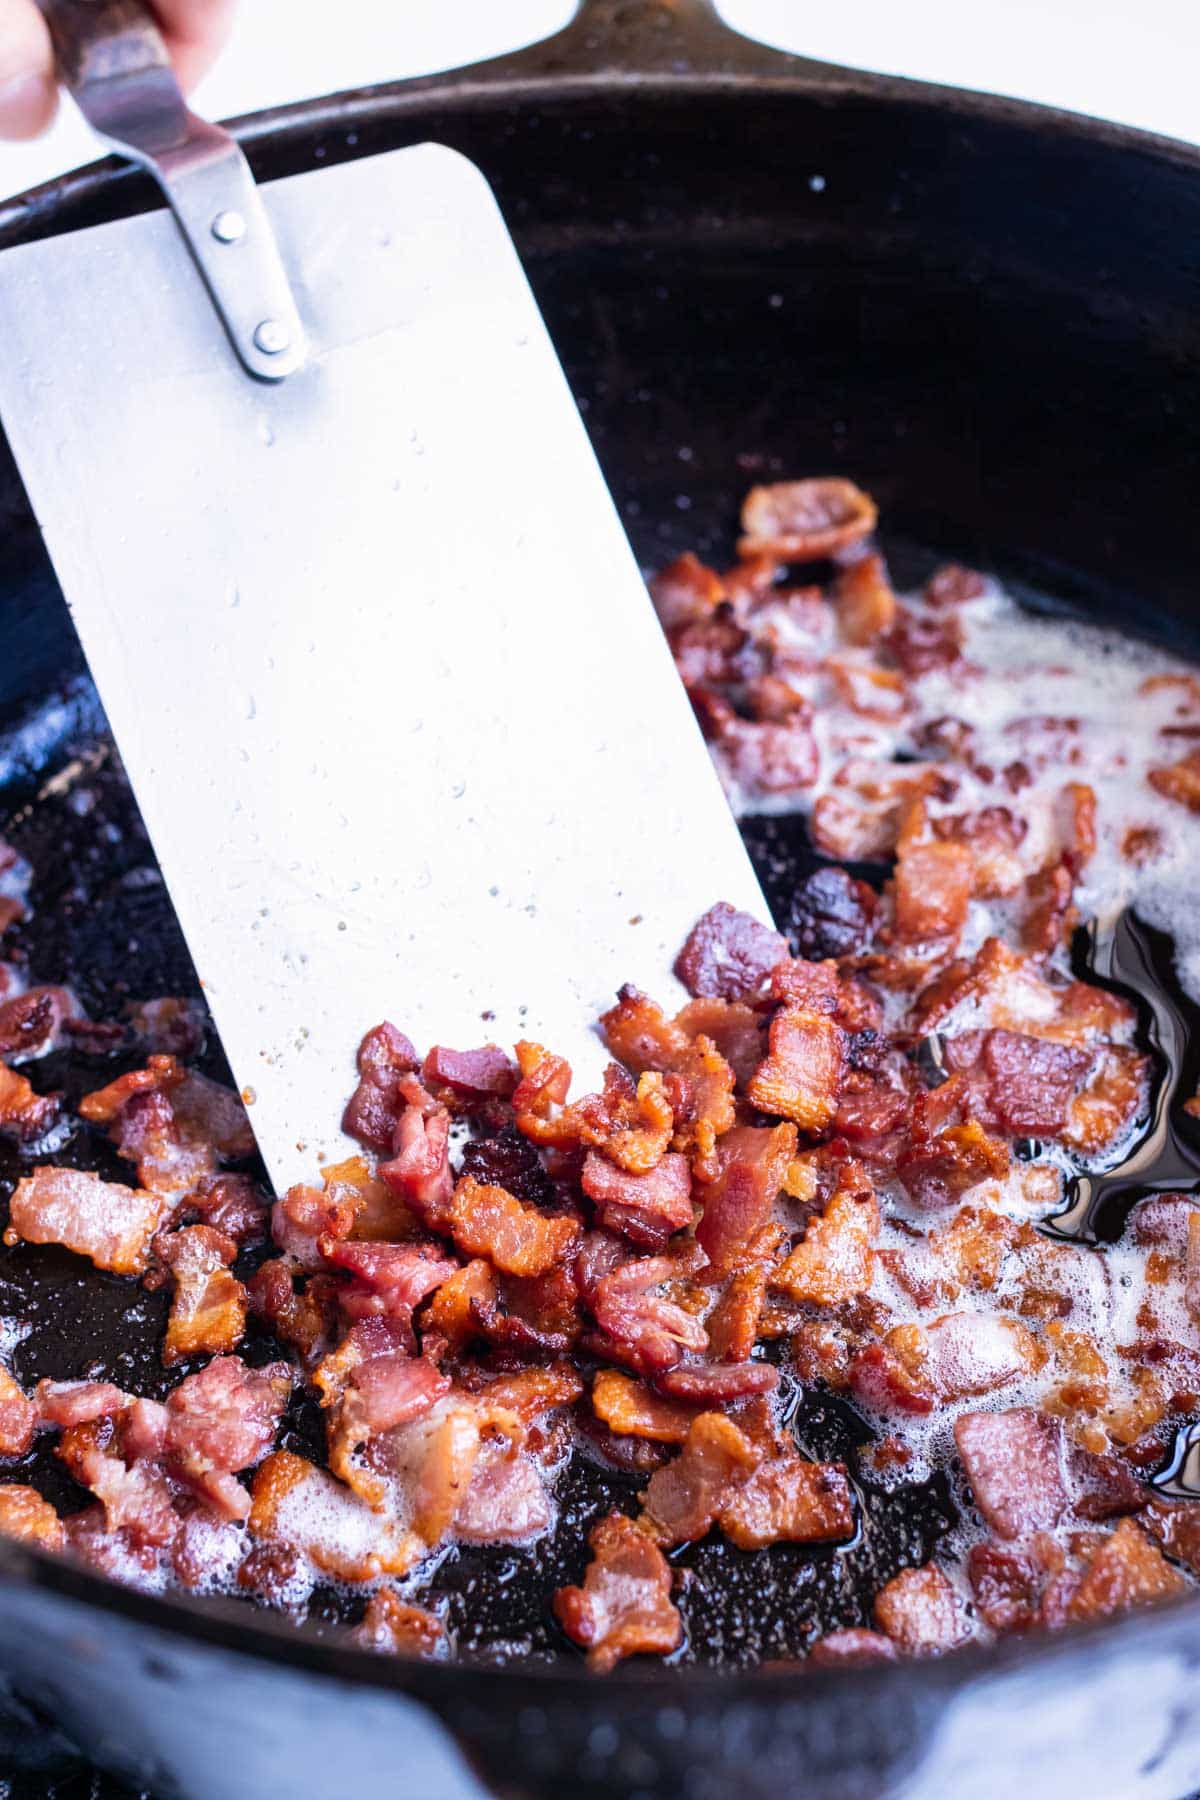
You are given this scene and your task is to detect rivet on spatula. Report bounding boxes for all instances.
[253,320,291,356]
[211,210,247,244]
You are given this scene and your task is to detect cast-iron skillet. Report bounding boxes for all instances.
[1,2,1200,1794]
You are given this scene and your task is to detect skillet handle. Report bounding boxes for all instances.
[519,0,817,79]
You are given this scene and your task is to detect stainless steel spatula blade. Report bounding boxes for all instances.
[0,140,767,1190]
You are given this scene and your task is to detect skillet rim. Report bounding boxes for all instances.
[2,19,1200,1707]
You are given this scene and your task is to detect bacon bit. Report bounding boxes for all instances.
[81,1057,251,1194]
[590,1243,709,1375]
[674,997,764,1087]
[164,1357,291,1522]
[1141,1498,1200,1574]
[888,607,963,676]
[670,612,751,687]
[0,1484,64,1552]
[1061,1046,1148,1156]
[570,1066,675,1175]
[655,1361,779,1403]
[272,1180,362,1268]
[581,1150,693,1250]
[811,792,901,863]
[449,1176,578,1278]
[0,985,79,1063]
[342,1022,420,1150]
[59,1418,179,1548]
[250,1451,421,1580]
[665,1035,737,1179]
[0,1060,60,1144]
[773,1162,879,1306]
[379,1095,454,1228]
[600,988,692,1076]
[708,712,821,795]
[696,1122,797,1275]
[808,1628,899,1667]
[1122,823,1163,866]
[325,1240,459,1338]
[355,1589,444,1657]
[1148,747,1200,814]
[34,1379,127,1429]
[873,1562,967,1654]
[591,1370,697,1444]
[674,902,788,1005]
[1186,1213,1200,1323]
[182,1172,268,1247]
[554,1511,682,1672]
[898,1117,1010,1211]
[827,658,908,722]
[126,996,205,1059]
[156,1224,247,1366]
[943,1029,1092,1139]
[0,1362,34,1457]
[738,477,878,561]
[747,1006,843,1133]
[247,1259,338,1365]
[421,1045,516,1103]
[955,1409,1068,1540]
[834,552,897,647]
[719,1450,855,1552]
[925,564,987,607]
[706,1226,783,1361]
[788,866,878,961]
[1021,861,1076,955]
[641,1411,762,1546]
[649,551,726,630]
[315,1155,415,1246]
[5,1166,166,1275]
[932,807,1026,900]
[891,839,972,943]
[481,1362,583,1422]
[425,1258,495,1350]
[1065,1518,1186,1623]
[967,1540,1045,1634]
[856,1314,1041,1418]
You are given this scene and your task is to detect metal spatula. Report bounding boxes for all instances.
[0,0,766,1190]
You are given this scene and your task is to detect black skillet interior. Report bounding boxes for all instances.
[2,0,1200,1679]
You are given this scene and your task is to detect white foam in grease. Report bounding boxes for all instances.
[724,576,1200,1004]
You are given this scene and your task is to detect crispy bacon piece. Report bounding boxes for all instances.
[0,985,79,1063]
[887,607,963,676]
[600,986,692,1076]
[324,1240,459,1339]
[247,1258,339,1365]
[834,552,897,646]
[342,1022,419,1150]
[655,1361,778,1403]
[696,1123,796,1274]
[581,1150,693,1250]
[448,1176,578,1278]
[891,839,972,943]
[897,1117,1010,1211]
[272,1180,362,1269]
[738,478,878,561]
[933,807,1027,900]
[554,1511,682,1672]
[773,1162,879,1306]
[181,1173,268,1247]
[355,1589,444,1657]
[126,996,206,1059]
[0,1061,60,1144]
[591,1370,697,1445]
[854,1313,1041,1418]
[1061,1045,1148,1155]
[35,1379,127,1429]
[480,1362,583,1422]
[943,1029,1092,1139]
[59,1418,179,1548]
[717,1454,855,1550]
[5,1166,166,1275]
[249,1451,421,1580]
[640,1411,761,1546]
[1065,1518,1186,1623]
[81,1057,252,1194]
[674,903,788,1005]
[955,1409,1068,1540]
[422,1045,517,1103]
[164,1357,291,1522]
[747,1004,843,1134]
[808,1628,898,1667]
[459,1127,556,1207]
[788,866,878,962]
[811,792,900,863]
[649,551,726,631]
[873,1562,967,1654]
[925,564,987,606]
[0,1362,34,1457]
[590,1243,709,1375]
[0,1484,64,1552]
[156,1224,248,1366]
[706,1225,783,1361]
[379,1092,454,1228]
[1148,746,1200,814]
[453,1435,554,1545]
[967,1541,1045,1634]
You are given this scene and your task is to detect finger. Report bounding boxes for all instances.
[151,0,238,92]
[0,0,57,139]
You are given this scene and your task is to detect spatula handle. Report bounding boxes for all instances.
[37,0,306,382]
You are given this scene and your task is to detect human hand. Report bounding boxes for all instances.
[0,0,236,138]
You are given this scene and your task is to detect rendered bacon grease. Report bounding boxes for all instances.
[1,477,1199,1673]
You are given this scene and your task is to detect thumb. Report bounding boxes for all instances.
[0,0,57,139]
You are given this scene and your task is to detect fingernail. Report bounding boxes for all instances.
[0,72,56,140]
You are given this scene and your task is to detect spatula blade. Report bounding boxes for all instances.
[0,144,766,1190]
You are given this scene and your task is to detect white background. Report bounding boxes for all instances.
[3,0,1197,202]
